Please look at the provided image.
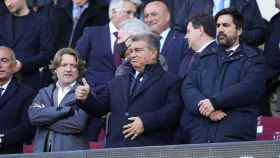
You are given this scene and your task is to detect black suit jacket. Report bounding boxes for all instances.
[0,12,54,89]
[51,1,109,51]
[80,64,183,148]
[0,79,36,154]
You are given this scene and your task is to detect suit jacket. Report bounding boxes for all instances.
[0,78,36,154]
[181,43,265,143]
[28,83,89,152]
[0,1,8,16]
[264,12,280,80]
[161,29,189,74]
[51,1,109,51]
[0,12,54,90]
[76,24,116,90]
[174,0,268,46]
[80,64,183,148]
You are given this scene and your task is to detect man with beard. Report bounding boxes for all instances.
[181,8,265,143]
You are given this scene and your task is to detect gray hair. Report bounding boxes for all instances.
[109,0,142,19]
[119,18,151,35]
[0,46,17,64]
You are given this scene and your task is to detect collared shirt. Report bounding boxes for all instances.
[213,0,230,16]
[109,22,119,54]
[159,27,171,52]
[0,78,11,96]
[134,71,143,82]
[196,40,216,53]
[227,44,240,56]
[56,81,76,106]
[72,2,89,20]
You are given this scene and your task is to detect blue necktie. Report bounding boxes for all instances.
[217,0,225,12]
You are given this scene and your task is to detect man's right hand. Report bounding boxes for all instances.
[209,110,227,122]
[75,78,90,101]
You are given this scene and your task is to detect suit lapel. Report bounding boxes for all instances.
[119,74,130,108]
[105,25,115,67]
[0,79,18,108]
[161,30,173,56]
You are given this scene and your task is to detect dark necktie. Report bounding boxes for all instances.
[129,73,143,97]
[113,32,121,66]
[68,6,83,47]
[0,87,4,97]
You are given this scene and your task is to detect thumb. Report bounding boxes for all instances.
[81,78,89,87]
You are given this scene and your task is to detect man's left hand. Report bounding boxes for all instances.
[122,117,144,140]
[198,99,215,117]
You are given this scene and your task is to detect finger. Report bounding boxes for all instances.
[123,123,132,129]
[130,133,138,140]
[124,130,134,139]
[122,127,132,135]
[82,78,89,87]
[128,117,136,121]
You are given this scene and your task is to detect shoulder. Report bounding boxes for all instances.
[84,24,108,33]
[239,44,260,58]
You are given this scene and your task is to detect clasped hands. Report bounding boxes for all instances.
[198,99,227,122]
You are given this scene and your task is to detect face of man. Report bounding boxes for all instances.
[56,54,79,88]
[0,48,16,85]
[128,40,157,71]
[112,1,137,27]
[144,1,170,34]
[185,22,202,51]
[4,0,27,15]
[276,0,280,9]
[216,14,241,50]
[72,0,88,6]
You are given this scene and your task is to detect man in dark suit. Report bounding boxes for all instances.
[0,46,36,154]
[173,0,268,47]
[76,33,182,148]
[0,0,54,90]
[181,8,265,143]
[76,0,141,90]
[51,0,109,51]
[143,0,189,74]
[0,1,8,15]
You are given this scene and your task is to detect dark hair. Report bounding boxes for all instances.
[214,7,244,30]
[49,48,85,80]
[187,14,216,38]
[143,0,170,13]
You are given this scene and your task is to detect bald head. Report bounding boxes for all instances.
[144,1,170,34]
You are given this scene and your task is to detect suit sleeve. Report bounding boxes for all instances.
[139,78,183,132]
[181,61,207,115]
[1,89,36,146]
[210,55,266,110]
[241,0,268,46]
[28,90,74,126]
[20,15,54,73]
[47,106,88,134]
[75,27,92,60]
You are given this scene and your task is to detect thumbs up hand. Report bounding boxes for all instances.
[75,78,90,101]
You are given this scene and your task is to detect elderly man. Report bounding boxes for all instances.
[76,33,182,148]
[28,48,89,152]
[181,8,265,143]
[0,46,36,154]
[143,0,189,74]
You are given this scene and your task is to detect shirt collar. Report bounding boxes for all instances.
[196,40,215,53]
[0,78,12,90]
[73,2,89,11]
[56,81,77,91]
[160,28,171,42]
[109,22,119,35]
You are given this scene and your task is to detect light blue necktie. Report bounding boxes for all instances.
[217,0,225,13]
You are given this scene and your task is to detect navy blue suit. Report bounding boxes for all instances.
[181,43,265,143]
[0,12,54,90]
[80,64,183,147]
[0,79,36,154]
[174,0,268,46]
[76,24,116,90]
[161,29,188,74]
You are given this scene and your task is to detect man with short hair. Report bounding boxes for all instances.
[143,0,189,74]
[0,46,36,154]
[181,8,265,143]
[0,0,53,90]
[76,33,182,148]
[28,48,89,152]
